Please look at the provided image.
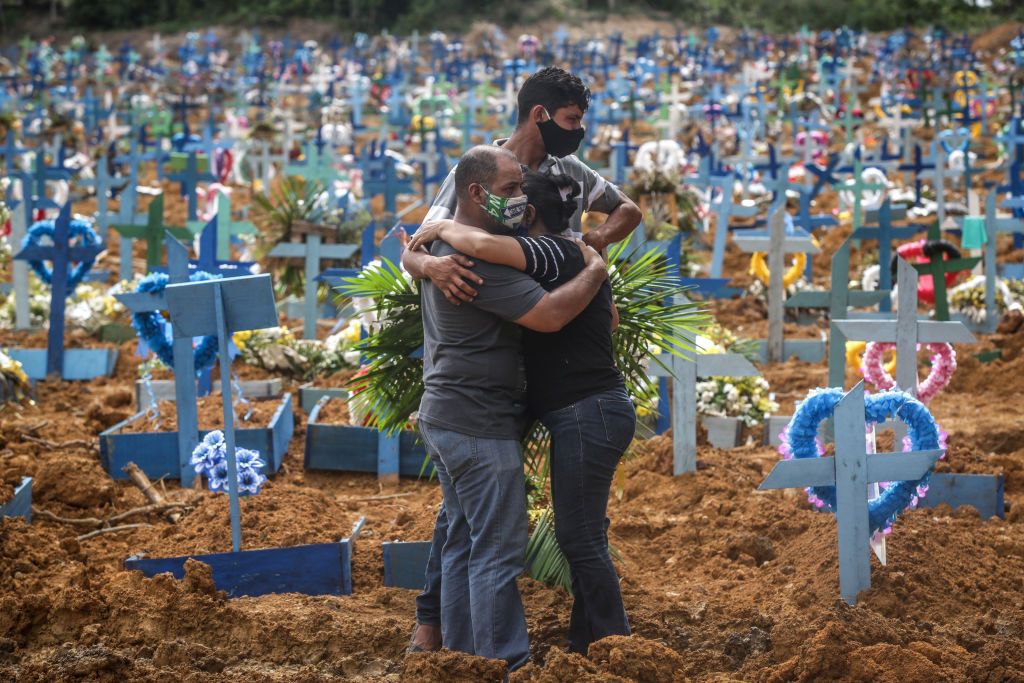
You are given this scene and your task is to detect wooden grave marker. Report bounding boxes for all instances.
[759,381,943,604]
[11,203,118,380]
[164,273,279,552]
[733,207,822,362]
[268,221,359,339]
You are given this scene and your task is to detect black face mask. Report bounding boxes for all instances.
[537,111,585,158]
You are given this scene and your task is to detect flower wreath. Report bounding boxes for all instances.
[861,342,956,405]
[131,271,221,373]
[778,388,942,535]
[23,218,100,290]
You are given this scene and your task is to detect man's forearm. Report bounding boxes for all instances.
[586,199,642,251]
[402,248,432,280]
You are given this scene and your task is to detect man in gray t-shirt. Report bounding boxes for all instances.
[415,145,607,670]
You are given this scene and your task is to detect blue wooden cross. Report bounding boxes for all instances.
[853,200,921,313]
[648,325,761,474]
[898,143,936,208]
[361,145,416,216]
[115,234,200,486]
[733,208,820,362]
[707,174,758,278]
[269,222,359,339]
[167,149,216,221]
[164,273,279,552]
[759,381,943,604]
[835,258,976,416]
[13,203,105,377]
[77,155,128,241]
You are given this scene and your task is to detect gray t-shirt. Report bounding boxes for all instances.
[423,141,625,237]
[418,240,546,440]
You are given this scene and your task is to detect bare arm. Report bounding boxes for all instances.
[515,244,607,333]
[582,191,643,252]
[401,247,483,306]
[408,220,526,271]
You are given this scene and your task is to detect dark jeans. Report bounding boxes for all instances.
[542,387,635,654]
[416,387,634,657]
[416,421,531,670]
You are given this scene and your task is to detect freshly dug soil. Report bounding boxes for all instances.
[119,395,286,434]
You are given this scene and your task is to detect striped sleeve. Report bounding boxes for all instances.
[513,235,568,285]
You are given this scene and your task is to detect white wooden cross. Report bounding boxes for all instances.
[733,208,820,362]
[268,222,359,339]
[649,334,761,475]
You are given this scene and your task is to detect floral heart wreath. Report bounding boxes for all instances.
[131,271,221,373]
[778,388,943,536]
[861,342,956,405]
[23,218,100,290]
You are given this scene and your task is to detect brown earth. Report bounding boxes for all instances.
[0,315,1021,681]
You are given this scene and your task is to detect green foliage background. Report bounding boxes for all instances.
[7,0,1023,37]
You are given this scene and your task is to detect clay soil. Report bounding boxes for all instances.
[0,294,1021,682]
[119,394,285,434]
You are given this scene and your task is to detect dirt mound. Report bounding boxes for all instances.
[511,636,686,682]
[403,649,508,682]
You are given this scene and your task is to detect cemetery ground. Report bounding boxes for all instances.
[1,302,1023,681]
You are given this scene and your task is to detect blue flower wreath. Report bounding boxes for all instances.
[131,271,221,373]
[779,388,941,535]
[22,218,100,290]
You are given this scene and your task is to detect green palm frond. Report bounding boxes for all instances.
[339,258,424,435]
[608,239,712,413]
[526,507,571,590]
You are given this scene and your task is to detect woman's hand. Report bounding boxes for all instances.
[407,220,452,253]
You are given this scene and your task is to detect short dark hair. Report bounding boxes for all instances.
[454,145,514,201]
[523,170,579,234]
[515,67,591,127]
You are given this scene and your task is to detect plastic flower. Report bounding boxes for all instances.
[190,443,218,474]
[238,466,266,495]
[235,447,266,470]
[203,430,225,448]
[207,460,230,491]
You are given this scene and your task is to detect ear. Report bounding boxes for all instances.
[467,182,487,205]
[531,104,548,123]
[523,204,537,228]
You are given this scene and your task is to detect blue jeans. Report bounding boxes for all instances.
[416,388,634,656]
[416,421,530,670]
[542,387,634,654]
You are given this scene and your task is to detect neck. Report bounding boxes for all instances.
[504,126,548,170]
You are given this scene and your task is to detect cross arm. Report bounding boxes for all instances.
[759,457,836,490]
[115,291,167,312]
[866,450,944,483]
[732,235,820,253]
[833,319,977,344]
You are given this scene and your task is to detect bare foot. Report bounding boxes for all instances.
[409,623,442,652]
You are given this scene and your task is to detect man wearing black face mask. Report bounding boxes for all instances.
[403,66,642,307]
